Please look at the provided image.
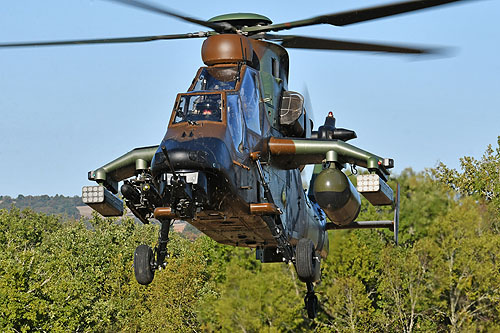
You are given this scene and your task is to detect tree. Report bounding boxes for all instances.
[376,244,435,332]
[433,136,500,216]
[0,208,62,332]
[200,248,306,332]
[422,198,500,332]
[0,209,222,332]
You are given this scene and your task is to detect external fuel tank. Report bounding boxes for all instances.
[313,166,361,225]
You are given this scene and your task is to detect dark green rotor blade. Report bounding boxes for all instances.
[244,0,465,33]
[105,0,235,32]
[265,34,441,54]
[0,32,208,48]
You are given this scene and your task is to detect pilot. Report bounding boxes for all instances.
[195,99,220,120]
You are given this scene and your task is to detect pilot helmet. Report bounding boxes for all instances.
[196,99,219,116]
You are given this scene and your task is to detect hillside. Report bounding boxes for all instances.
[0,194,200,238]
[0,194,83,218]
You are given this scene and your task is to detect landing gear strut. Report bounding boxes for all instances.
[304,282,319,319]
[133,219,172,285]
[253,154,321,319]
[296,238,321,319]
[155,218,171,268]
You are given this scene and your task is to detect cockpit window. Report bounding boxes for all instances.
[173,93,223,124]
[240,68,262,134]
[192,67,238,91]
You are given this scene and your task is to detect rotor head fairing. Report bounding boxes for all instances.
[208,13,272,29]
[201,34,254,66]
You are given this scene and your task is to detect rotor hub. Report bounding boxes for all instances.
[208,13,272,29]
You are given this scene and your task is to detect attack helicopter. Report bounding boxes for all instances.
[1,0,469,319]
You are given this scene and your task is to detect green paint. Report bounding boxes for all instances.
[208,13,272,24]
[91,145,158,193]
[291,139,386,174]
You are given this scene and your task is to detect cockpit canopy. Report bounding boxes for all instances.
[170,65,266,141]
[191,66,239,92]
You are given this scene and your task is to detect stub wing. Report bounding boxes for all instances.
[82,145,158,219]
[87,145,158,193]
[267,137,393,179]
[266,136,399,243]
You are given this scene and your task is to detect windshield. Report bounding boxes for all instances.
[173,93,223,124]
[192,66,238,91]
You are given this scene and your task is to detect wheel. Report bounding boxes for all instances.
[304,292,319,319]
[134,244,155,285]
[296,238,321,283]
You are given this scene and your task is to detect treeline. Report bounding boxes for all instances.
[0,194,83,218]
[1,138,499,332]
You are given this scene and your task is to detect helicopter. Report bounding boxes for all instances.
[1,0,472,319]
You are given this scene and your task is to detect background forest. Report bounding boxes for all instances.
[1,138,499,332]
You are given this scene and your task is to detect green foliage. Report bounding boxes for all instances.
[433,136,500,215]
[122,234,223,332]
[0,210,221,332]
[322,276,375,332]
[422,198,500,332]
[200,248,306,332]
[1,138,500,332]
[0,208,62,332]
[376,242,436,332]
[395,169,453,243]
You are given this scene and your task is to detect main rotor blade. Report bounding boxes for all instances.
[265,34,441,54]
[245,0,465,33]
[0,32,208,48]
[105,0,234,32]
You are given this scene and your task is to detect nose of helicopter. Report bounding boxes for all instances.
[150,137,237,217]
[151,137,233,178]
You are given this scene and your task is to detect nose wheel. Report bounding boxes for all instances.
[134,244,155,285]
[133,219,172,285]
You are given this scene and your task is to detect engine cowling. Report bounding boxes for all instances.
[313,166,361,225]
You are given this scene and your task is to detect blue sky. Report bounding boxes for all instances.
[0,0,498,197]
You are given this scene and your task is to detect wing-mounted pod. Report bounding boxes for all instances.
[82,185,124,217]
[313,164,361,225]
[326,180,400,244]
[268,112,399,243]
[85,145,159,223]
[311,160,399,243]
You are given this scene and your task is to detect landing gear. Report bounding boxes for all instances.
[133,219,172,285]
[134,244,155,285]
[155,218,171,268]
[295,238,321,319]
[304,282,319,319]
[296,238,321,283]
